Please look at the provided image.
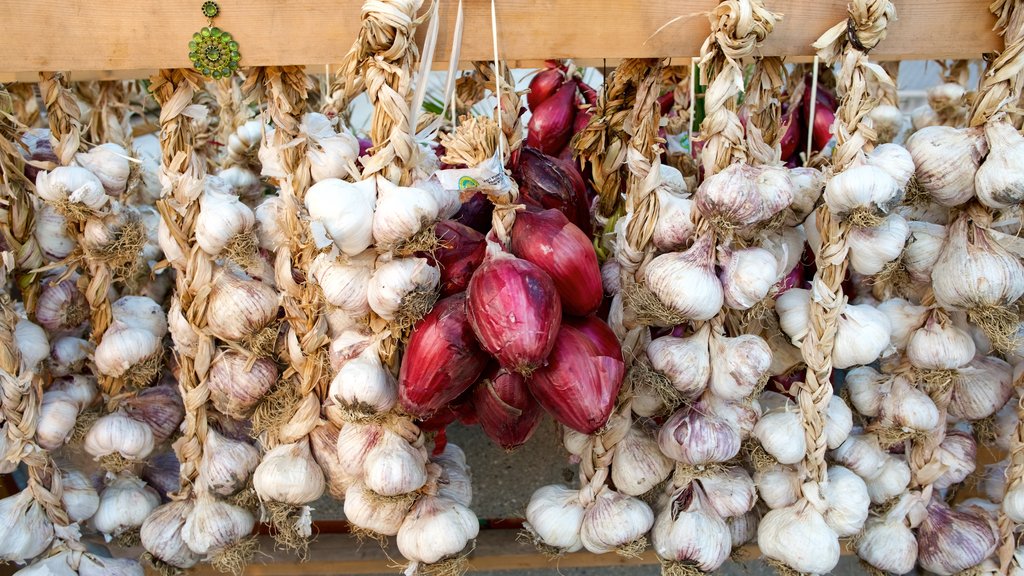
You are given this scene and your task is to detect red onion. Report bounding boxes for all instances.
[472,367,542,450]
[421,220,486,297]
[803,83,837,153]
[511,209,601,316]
[467,253,562,375]
[565,316,621,358]
[418,406,459,433]
[527,82,577,155]
[779,110,800,161]
[658,92,675,116]
[528,67,566,111]
[453,191,494,234]
[573,105,594,138]
[578,82,599,106]
[528,324,623,434]
[399,293,490,418]
[514,147,592,236]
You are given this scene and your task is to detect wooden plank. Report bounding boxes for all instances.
[0,0,1002,80]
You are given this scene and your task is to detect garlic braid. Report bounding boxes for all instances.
[38,73,84,166]
[87,81,133,150]
[342,0,423,186]
[150,68,211,495]
[0,108,44,313]
[573,59,649,218]
[214,77,247,167]
[806,0,895,484]
[743,56,786,166]
[475,60,523,246]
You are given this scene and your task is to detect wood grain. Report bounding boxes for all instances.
[0,0,1001,81]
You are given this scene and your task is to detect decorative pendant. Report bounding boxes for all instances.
[188,1,241,79]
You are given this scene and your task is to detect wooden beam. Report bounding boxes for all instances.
[0,0,1002,81]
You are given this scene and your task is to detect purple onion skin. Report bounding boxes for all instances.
[472,367,543,450]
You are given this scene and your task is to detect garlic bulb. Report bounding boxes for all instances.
[903,221,947,283]
[652,482,731,572]
[658,404,741,465]
[434,446,473,507]
[823,164,902,217]
[652,187,695,251]
[643,233,723,322]
[821,466,869,537]
[344,480,412,536]
[867,456,912,505]
[207,350,278,420]
[0,490,53,563]
[141,501,201,569]
[866,143,915,188]
[976,120,1024,209]
[49,337,91,376]
[35,166,108,212]
[16,552,76,576]
[787,167,825,224]
[907,313,976,369]
[524,484,586,553]
[917,498,997,575]
[753,405,806,465]
[646,325,711,399]
[1004,482,1024,523]
[929,430,977,490]
[84,410,155,462]
[857,503,918,574]
[826,395,853,449]
[305,178,376,256]
[579,489,654,554]
[253,439,325,505]
[330,344,396,415]
[719,246,778,310]
[728,509,760,547]
[397,495,478,565]
[75,143,130,195]
[182,492,256,556]
[205,270,279,343]
[754,464,801,510]
[35,279,87,333]
[836,303,892,369]
[198,429,259,497]
[362,430,427,497]
[847,213,910,275]
[844,367,888,418]
[709,330,771,400]
[831,433,887,480]
[78,555,144,576]
[111,292,167,331]
[51,372,98,411]
[217,166,262,205]
[311,252,373,316]
[329,326,374,370]
[366,257,440,321]
[254,195,288,252]
[93,321,162,380]
[61,469,99,522]
[776,287,811,344]
[877,298,929,350]
[336,422,383,477]
[15,319,48,372]
[932,213,1024,319]
[879,375,941,432]
[700,467,757,519]
[949,355,1014,420]
[34,204,76,260]
[194,184,256,257]
[694,163,792,227]
[91,472,160,538]
[906,125,987,206]
[228,120,263,163]
[36,391,80,450]
[611,424,674,497]
[303,113,359,182]
[309,422,352,499]
[372,177,440,249]
[758,500,840,574]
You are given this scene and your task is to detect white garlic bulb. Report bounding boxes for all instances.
[695,163,792,227]
[903,221,947,283]
[35,166,108,212]
[524,484,586,553]
[182,492,256,556]
[35,279,87,333]
[758,499,840,575]
[976,120,1024,209]
[823,164,902,217]
[700,467,756,519]
[50,372,98,410]
[787,167,825,224]
[84,410,155,462]
[205,270,279,343]
[311,252,374,317]
[207,350,278,420]
[198,429,259,497]
[821,466,869,537]
[15,552,75,576]
[329,344,397,415]
[847,213,910,275]
[658,404,741,465]
[753,405,806,465]
[0,490,54,563]
[826,395,853,449]
[75,143,131,195]
[228,120,263,162]
[303,113,359,182]
[877,298,929,350]
[857,500,918,574]
[719,246,779,310]
[366,257,440,321]
[917,498,997,575]
[611,424,674,497]
[140,501,201,569]
[907,313,976,370]
[305,178,376,256]
[15,319,48,373]
[372,177,440,249]
[362,430,427,497]
[709,330,772,401]
[336,422,383,478]
[844,367,887,419]
[397,495,478,566]
[254,195,289,253]
[34,203,76,260]
[834,303,892,369]
[253,439,325,505]
[194,184,256,257]
[949,355,1014,421]
[866,456,912,505]
[643,233,723,322]
[91,472,160,539]
[94,321,162,380]
[932,213,1024,316]
[879,375,941,432]
[344,480,412,536]
[579,489,654,554]
[831,433,887,480]
[906,125,987,206]
[217,166,262,204]
[866,143,914,187]
[652,188,695,251]
[754,464,801,510]
[35,391,80,451]
[78,555,144,576]
[61,469,99,523]
[110,295,167,335]
[651,482,731,572]
[646,325,711,399]
[433,446,473,507]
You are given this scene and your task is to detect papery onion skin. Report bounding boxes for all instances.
[421,220,486,297]
[467,255,562,375]
[528,324,623,434]
[527,82,577,156]
[511,209,602,316]
[472,367,543,450]
[513,147,592,236]
[399,293,490,418]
